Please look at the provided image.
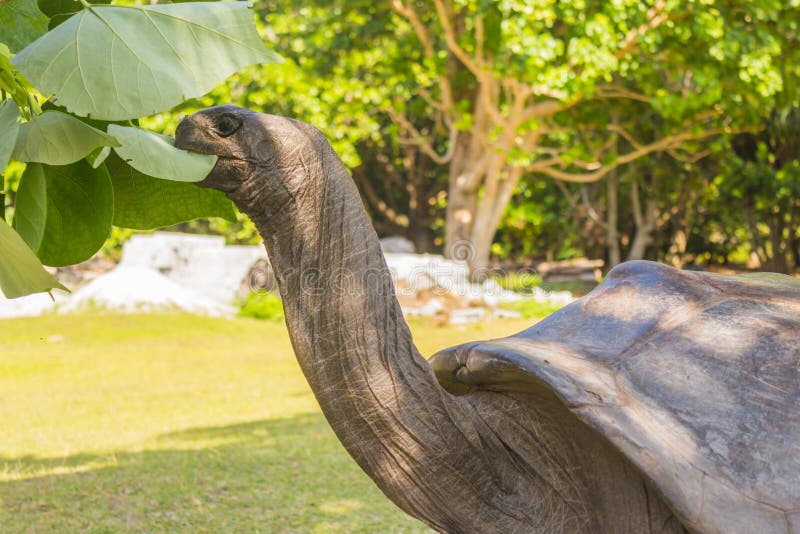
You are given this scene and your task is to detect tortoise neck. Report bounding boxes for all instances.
[239,140,443,485]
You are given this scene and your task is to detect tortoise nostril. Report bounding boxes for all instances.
[174,116,197,150]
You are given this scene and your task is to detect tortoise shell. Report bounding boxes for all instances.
[430,261,800,533]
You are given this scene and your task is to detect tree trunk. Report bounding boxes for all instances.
[407,215,436,253]
[743,205,766,268]
[766,215,789,273]
[444,131,479,258]
[606,173,621,267]
[662,178,694,268]
[627,180,657,261]
[443,77,526,275]
[445,138,523,276]
[789,207,800,270]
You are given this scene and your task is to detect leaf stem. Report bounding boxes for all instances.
[0,87,10,222]
[0,90,4,221]
[78,0,92,8]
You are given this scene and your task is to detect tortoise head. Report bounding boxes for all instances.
[174,105,324,208]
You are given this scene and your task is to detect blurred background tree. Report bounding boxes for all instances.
[154,0,799,275]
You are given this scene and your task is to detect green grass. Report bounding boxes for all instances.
[492,271,543,293]
[0,313,532,533]
[499,299,564,319]
[238,291,285,321]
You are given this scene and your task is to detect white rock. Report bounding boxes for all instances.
[0,291,64,318]
[493,309,523,319]
[379,236,416,254]
[120,233,226,271]
[120,233,266,304]
[0,231,576,320]
[449,307,486,325]
[58,266,234,317]
[418,298,446,316]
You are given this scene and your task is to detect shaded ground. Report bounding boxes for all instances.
[0,313,531,533]
[0,415,420,533]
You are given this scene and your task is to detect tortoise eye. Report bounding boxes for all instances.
[214,115,241,137]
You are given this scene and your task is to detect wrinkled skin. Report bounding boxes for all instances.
[175,105,687,533]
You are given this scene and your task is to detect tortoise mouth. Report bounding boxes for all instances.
[174,116,225,158]
[194,155,243,194]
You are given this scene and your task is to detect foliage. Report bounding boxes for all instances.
[492,178,582,263]
[12,2,281,120]
[11,110,119,164]
[0,101,20,173]
[99,225,134,261]
[698,123,800,273]
[4,1,795,276]
[0,0,280,298]
[0,217,65,297]
[15,160,113,266]
[238,290,285,321]
[492,271,542,293]
[499,299,564,320]
[147,3,450,253]
[107,125,217,182]
[0,0,47,54]
[106,152,236,231]
[227,0,800,273]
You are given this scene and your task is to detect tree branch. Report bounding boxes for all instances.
[353,166,409,228]
[553,179,580,207]
[390,0,435,59]
[630,179,644,229]
[519,100,566,122]
[617,0,672,58]
[417,86,449,116]
[529,128,732,183]
[374,152,408,189]
[389,107,457,165]
[608,124,643,151]
[432,0,483,78]
[581,186,609,230]
[666,147,712,163]
[474,13,485,64]
[595,85,652,103]
[460,154,490,192]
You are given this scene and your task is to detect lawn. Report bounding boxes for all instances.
[0,313,532,533]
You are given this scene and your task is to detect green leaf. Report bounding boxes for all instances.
[108,125,216,182]
[11,162,46,252]
[0,99,21,172]
[106,153,235,229]
[37,0,80,18]
[37,0,78,18]
[14,161,113,266]
[13,2,283,120]
[86,145,111,168]
[0,218,67,298]
[0,0,49,53]
[37,0,110,29]
[12,110,120,165]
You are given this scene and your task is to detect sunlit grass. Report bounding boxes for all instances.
[0,313,531,533]
[499,299,564,319]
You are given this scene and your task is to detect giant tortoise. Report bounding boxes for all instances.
[175,105,800,533]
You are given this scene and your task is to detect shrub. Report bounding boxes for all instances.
[493,271,543,293]
[499,299,562,319]
[239,291,284,321]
